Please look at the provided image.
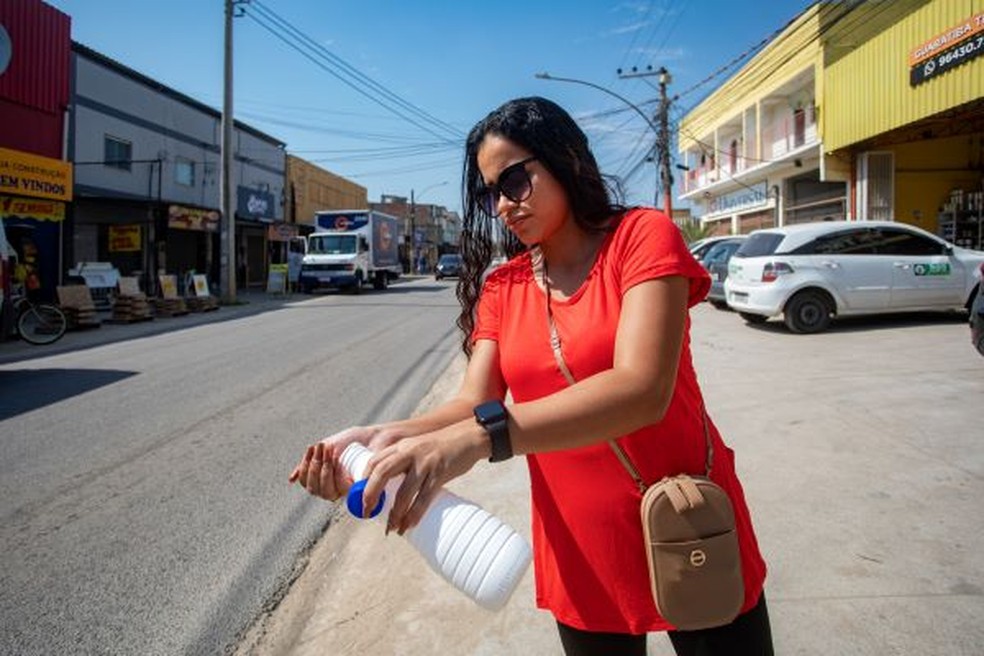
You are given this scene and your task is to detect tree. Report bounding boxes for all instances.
[677,220,716,245]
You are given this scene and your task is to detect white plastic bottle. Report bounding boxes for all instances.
[340,442,532,611]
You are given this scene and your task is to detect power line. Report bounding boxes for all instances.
[243,0,462,144]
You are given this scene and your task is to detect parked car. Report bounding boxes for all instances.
[972,262,984,356]
[724,220,984,334]
[689,235,739,262]
[435,253,463,280]
[700,237,746,309]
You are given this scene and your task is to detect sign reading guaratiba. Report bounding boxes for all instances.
[909,12,984,86]
[0,147,73,202]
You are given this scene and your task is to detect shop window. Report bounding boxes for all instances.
[104,136,132,171]
[175,158,195,187]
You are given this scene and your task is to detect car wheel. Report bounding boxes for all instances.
[784,290,832,334]
[975,329,984,357]
[738,312,768,324]
[710,300,730,310]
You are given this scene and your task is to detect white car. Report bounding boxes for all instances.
[724,220,984,333]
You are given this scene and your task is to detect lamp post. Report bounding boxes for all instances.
[409,181,448,275]
[535,71,673,216]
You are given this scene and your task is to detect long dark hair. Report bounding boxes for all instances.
[456,96,625,355]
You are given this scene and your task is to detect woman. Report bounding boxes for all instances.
[289,97,772,655]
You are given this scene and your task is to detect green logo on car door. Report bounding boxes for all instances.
[913,263,951,276]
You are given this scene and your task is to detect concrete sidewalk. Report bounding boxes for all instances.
[235,303,984,656]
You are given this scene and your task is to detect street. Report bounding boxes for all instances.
[236,302,984,656]
[0,282,461,655]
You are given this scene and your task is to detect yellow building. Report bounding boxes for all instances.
[678,0,983,249]
[285,155,368,226]
[824,0,984,249]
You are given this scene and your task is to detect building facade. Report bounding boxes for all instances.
[678,0,983,250]
[823,0,984,249]
[69,43,287,295]
[285,154,367,226]
[0,0,72,303]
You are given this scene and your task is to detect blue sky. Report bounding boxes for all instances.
[47,0,811,215]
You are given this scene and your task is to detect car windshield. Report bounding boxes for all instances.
[439,255,461,265]
[734,233,785,258]
[308,235,356,255]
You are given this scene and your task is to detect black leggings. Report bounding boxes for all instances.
[557,592,773,656]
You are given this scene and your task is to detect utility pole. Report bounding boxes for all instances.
[220,0,238,303]
[617,66,673,217]
[409,188,416,275]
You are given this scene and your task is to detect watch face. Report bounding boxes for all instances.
[0,25,11,77]
[475,400,505,424]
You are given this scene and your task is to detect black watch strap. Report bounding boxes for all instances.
[473,400,513,463]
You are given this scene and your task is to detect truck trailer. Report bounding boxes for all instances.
[300,210,402,293]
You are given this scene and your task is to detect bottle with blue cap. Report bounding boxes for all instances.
[340,442,532,611]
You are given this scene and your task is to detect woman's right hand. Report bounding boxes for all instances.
[287,425,406,501]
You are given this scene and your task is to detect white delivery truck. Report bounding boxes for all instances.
[300,209,402,293]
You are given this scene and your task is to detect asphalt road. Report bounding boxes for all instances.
[236,303,984,656]
[0,281,461,655]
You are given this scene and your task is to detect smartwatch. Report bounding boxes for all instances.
[473,400,513,463]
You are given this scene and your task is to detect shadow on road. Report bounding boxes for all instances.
[0,368,137,420]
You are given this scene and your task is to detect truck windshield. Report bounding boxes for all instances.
[308,235,356,255]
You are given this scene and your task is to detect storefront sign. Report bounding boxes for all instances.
[237,186,275,220]
[266,223,298,242]
[0,148,73,202]
[0,195,64,221]
[909,12,984,86]
[108,225,141,252]
[168,204,219,232]
[708,182,768,215]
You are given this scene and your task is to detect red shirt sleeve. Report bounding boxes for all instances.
[471,267,505,344]
[616,208,710,307]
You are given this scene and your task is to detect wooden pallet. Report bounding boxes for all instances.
[112,277,154,322]
[56,285,102,329]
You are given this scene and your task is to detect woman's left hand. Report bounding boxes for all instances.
[360,420,488,535]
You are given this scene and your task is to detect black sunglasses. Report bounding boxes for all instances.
[480,156,537,216]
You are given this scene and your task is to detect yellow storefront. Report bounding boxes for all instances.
[0,147,73,301]
[823,0,984,248]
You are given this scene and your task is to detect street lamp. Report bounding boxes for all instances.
[409,180,448,274]
[535,71,672,216]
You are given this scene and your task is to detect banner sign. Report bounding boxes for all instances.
[168,204,220,232]
[0,195,65,221]
[108,225,141,252]
[909,12,984,86]
[237,186,276,220]
[266,223,298,242]
[708,182,768,215]
[0,148,73,202]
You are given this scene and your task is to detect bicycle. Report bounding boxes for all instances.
[5,294,68,345]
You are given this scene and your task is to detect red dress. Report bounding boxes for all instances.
[472,208,767,633]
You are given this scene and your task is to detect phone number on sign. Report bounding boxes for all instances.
[911,35,984,85]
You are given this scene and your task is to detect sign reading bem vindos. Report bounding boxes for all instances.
[0,148,73,202]
[909,12,984,86]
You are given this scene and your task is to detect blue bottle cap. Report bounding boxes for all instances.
[346,478,385,519]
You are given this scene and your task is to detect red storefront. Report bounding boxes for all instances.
[0,0,72,305]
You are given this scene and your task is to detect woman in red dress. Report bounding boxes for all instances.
[290,97,773,655]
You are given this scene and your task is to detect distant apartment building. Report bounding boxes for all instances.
[678,0,983,250]
[370,195,461,273]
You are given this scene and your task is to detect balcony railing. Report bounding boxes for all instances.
[681,106,818,196]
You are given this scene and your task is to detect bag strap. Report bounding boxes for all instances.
[537,250,713,493]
